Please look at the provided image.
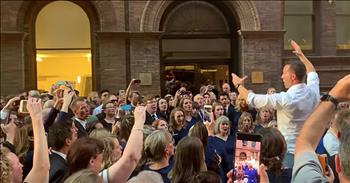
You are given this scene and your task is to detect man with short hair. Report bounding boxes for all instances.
[193,94,205,121]
[92,89,110,115]
[144,95,158,125]
[48,121,77,183]
[231,41,319,168]
[292,74,350,183]
[222,83,231,94]
[70,97,90,138]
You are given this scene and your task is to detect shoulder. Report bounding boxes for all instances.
[292,152,327,183]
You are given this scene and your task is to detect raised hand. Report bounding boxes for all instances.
[26,97,43,120]
[290,40,304,57]
[133,106,146,125]
[204,112,215,136]
[231,73,247,87]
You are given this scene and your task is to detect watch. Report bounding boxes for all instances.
[320,94,338,107]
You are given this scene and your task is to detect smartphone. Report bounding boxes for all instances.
[317,154,328,176]
[119,90,126,97]
[204,105,212,113]
[19,100,29,114]
[233,132,262,183]
[134,79,141,84]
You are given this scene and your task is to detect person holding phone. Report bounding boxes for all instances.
[231,40,319,168]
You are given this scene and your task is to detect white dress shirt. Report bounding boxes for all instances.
[247,72,320,154]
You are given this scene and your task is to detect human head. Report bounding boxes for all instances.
[218,93,229,107]
[152,119,168,130]
[127,170,163,183]
[222,83,231,94]
[239,152,247,162]
[256,107,273,124]
[145,95,157,114]
[258,128,286,172]
[102,101,116,117]
[170,136,206,183]
[144,130,174,163]
[335,110,350,181]
[169,107,185,132]
[99,89,110,104]
[193,94,204,108]
[267,87,276,95]
[214,115,230,135]
[87,91,100,104]
[65,137,104,177]
[281,62,306,89]
[228,91,238,105]
[118,115,135,142]
[188,122,208,149]
[157,98,168,112]
[1,148,23,183]
[48,121,77,152]
[212,102,224,119]
[129,91,141,106]
[64,169,102,183]
[235,96,248,112]
[238,112,254,133]
[179,98,192,113]
[71,97,90,120]
[194,171,222,183]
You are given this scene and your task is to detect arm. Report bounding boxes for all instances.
[125,79,136,100]
[291,40,315,73]
[0,96,20,119]
[295,74,350,158]
[24,98,50,183]
[108,106,146,182]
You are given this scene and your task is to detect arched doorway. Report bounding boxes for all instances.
[35,1,92,96]
[160,1,239,95]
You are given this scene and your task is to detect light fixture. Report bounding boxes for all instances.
[77,76,81,84]
[36,57,43,62]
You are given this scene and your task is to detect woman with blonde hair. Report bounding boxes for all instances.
[230,96,257,135]
[143,130,174,183]
[238,112,254,133]
[64,169,102,183]
[254,107,277,133]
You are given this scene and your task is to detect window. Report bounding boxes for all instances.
[336,1,350,49]
[284,1,314,50]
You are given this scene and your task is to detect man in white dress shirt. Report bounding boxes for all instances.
[231,41,320,168]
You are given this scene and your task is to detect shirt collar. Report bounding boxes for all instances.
[52,150,67,160]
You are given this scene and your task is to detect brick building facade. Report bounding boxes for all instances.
[1,1,349,96]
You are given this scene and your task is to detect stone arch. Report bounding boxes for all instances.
[140,0,261,32]
[15,0,118,90]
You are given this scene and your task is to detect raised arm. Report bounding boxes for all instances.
[125,78,137,100]
[295,74,350,157]
[291,40,315,73]
[24,98,50,183]
[108,105,146,182]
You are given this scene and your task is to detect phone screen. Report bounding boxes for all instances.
[19,100,29,113]
[233,133,262,183]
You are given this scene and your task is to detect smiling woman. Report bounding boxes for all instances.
[35,1,92,96]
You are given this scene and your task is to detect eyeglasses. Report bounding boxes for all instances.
[110,100,118,103]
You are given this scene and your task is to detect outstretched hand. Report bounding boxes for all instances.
[204,112,215,136]
[231,73,247,87]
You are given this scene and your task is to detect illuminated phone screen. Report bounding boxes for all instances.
[233,133,261,183]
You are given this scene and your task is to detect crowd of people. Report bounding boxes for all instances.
[1,41,349,183]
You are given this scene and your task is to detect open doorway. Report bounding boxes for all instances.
[35,1,92,96]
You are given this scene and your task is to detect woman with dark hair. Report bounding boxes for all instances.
[157,98,170,121]
[258,127,292,183]
[168,107,187,145]
[169,136,207,183]
[64,137,104,180]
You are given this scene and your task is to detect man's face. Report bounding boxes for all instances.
[222,84,230,93]
[146,98,157,114]
[281,65,293,89]
[193,95,204,107]
[101,92,109,103]
[219,95,229,106]
[74,101,90,120]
